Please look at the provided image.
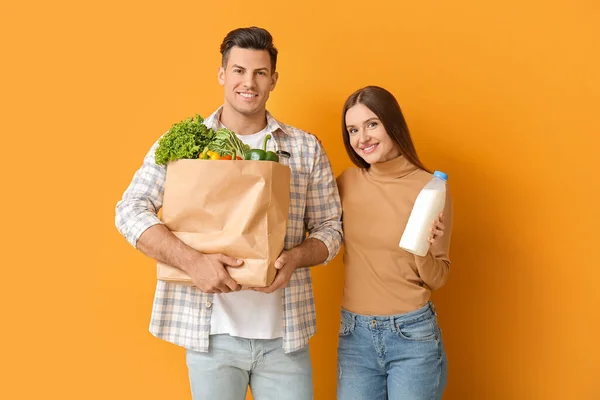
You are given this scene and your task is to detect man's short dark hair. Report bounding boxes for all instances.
[220,27,278,73]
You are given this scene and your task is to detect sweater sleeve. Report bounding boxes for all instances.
[414,186,453,290]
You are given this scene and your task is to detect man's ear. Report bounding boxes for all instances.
[270,71,279,91]
[218,66,225,85]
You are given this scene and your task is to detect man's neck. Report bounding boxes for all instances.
[220,104,268,135]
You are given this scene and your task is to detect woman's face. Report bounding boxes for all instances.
[345,103,400,165]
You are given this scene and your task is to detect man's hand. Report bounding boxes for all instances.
[183,253,243,294]
[135,225,244,293]
[251,250,299,294]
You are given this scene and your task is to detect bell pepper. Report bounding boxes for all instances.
[244,134,279,162]
[199,148,221,160]
[265,150,279,162]
[202,150,219,160]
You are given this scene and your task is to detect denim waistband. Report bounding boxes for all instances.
[341,302,437,331]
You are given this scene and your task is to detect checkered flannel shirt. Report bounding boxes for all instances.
[115,107,343,353]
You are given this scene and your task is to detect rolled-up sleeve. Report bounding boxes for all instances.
[115,141,166,248]
[304,139,343,264]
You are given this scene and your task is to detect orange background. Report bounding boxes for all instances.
[1,0,598,399]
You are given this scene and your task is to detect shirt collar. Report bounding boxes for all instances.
[203,106,289,135]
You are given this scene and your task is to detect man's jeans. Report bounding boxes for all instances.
[186,334,312,400]
[337,302,447,400]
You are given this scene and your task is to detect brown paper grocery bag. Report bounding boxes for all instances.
[156,159,290,288]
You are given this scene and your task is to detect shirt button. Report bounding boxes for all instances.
[205,301,212,308]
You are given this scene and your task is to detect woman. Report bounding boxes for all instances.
[336,86,452,400]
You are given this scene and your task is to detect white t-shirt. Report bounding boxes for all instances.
[209,123,284,339]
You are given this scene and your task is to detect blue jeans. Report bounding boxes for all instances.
[337,302,447,400]
[186,334,313,400]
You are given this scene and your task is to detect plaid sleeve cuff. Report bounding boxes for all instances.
[128,213,163,248]
[115,200,164,248]
[307,223,342,264]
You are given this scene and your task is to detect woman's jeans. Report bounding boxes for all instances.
[337,302,447,400]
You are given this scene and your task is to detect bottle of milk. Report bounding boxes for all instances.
[399,171,448,256]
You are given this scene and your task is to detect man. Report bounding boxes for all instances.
[115,26,343,399]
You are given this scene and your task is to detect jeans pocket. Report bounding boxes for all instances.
[397,316,438,341]
[339,320,353,336]
[339,313,355,337]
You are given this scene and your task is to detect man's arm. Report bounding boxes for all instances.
[253,137,343,293]
[115,141,166,248]
[115,140,242,293]
[137,224,198,270]
[277,238,329,270]
[301,137,343,263]
[137,224,242,293]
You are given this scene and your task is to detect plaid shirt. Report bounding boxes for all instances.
[115,107,343,353]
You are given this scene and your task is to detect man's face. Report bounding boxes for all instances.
[218,47,278,118]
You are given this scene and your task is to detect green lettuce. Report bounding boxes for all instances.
[154,115,214,165]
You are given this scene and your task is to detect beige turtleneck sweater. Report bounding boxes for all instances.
[337,155,453,315]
